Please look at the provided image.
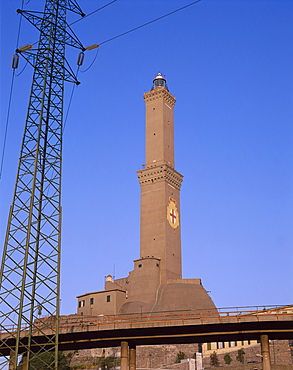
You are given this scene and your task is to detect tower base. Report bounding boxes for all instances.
[119,277,216,315]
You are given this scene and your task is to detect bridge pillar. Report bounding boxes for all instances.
[21,353,29,370]
[260,334,271,370]
[121,340,129,370]
[129,344,136,370]
[9,349,16,370]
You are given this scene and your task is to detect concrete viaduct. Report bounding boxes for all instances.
[1,307,293,370]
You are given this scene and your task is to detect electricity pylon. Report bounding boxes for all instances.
[0,1,84,369]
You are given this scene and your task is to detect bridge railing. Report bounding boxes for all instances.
[1,304,292,335]
[55,304,293,333]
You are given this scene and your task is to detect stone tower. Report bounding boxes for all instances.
[77,74,216,316]
[137,73,183,282]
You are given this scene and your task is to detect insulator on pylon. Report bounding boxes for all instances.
[85,44,99,50]
[11,54,19,69]
[77,52,85,66]
[37,305,42,316]
[17,44,33,52]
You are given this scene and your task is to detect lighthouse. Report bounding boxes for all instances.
[77,74,216,316]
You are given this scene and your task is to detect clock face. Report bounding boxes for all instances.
[167,197,179,229]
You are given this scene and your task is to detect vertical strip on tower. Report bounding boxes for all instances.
[0,1,84,369]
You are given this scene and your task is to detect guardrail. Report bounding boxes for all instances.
[1,304,292,334]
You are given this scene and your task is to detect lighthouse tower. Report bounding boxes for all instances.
[77,74,216,316]
[137,73,183,282]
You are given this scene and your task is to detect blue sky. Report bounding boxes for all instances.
[0,0,292,315]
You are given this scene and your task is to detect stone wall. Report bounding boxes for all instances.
[136,344,199,368]
[66,340,292,369]
[139,360,192,370]
[202,366,293,370]
[68,347,120,368]
[67,344,198,369]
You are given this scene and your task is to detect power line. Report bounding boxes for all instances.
[31,1,202,50]
[63,67,81,132]
[29,0,118,46]
[99,0,202,46]
[0,71,16,180]
[0,0,25,181]
[69,0,117,26]
[81,47,100,72]
[76,0,202,71]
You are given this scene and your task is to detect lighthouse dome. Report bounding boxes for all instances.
[152,73,168,90]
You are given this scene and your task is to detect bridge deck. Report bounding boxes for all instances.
[1,306,293,355]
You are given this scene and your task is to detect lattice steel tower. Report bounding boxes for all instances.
[0,1,84,369]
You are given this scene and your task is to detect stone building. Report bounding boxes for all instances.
[202,339,293,368]
[76,73,216,317]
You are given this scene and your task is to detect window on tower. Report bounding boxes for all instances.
[106,295,111,302]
